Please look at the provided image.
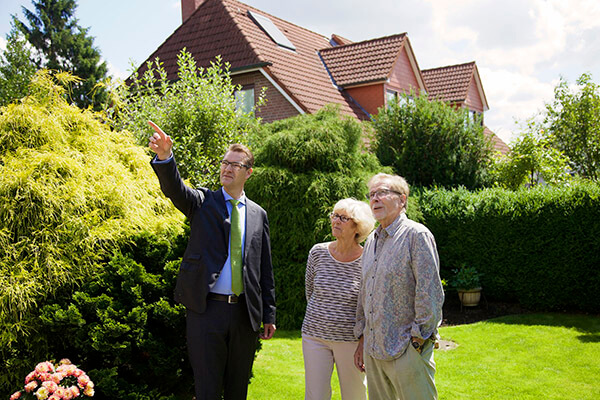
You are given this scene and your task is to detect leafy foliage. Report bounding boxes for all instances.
[245,106,386,329]
[0,70,185,395]
[108,49,261,189]
[491,119,571,189]
[373,92,494,189]
[12,0,108,109]
[417,181,600,312]
[0,27,37,106]
[545,73,600,180]
[450,264,481,290]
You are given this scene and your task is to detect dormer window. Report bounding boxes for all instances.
[248,11,296,51]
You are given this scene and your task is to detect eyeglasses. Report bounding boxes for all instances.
[366,188,403,200]
[221,160,249,171]
[330,212,352,223]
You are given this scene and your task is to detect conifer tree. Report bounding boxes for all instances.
[13,0,108,109]
[0,27,36,106]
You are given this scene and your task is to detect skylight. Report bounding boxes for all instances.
[248,11,296,51]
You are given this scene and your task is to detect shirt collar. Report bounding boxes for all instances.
[375,212,406,238]
[221,187,246,205]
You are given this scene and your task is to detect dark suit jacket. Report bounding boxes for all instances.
[151,156,276,331]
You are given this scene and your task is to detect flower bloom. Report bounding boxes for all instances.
[35,386,49,400]
[69,386,80,397]
[42,381,59,393]
[59,358,71,365]
[77,374,90,387]
[25,381,39,393]
[48,396,60,400]
[83,385,95,397]
[54,387,67,398]
[35,362,53,374]
[25,371,36,384]
[10,392,22,400]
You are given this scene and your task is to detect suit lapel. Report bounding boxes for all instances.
[215,189,230,243]
[244,200,258,261]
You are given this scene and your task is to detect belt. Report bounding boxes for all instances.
[208,293,242,304]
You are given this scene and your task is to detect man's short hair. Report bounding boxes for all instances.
[226,143,254,168]
[368,173,410,209]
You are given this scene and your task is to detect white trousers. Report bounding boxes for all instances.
[302,334,368,400]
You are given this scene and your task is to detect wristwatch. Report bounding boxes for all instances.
[411,339,422,353]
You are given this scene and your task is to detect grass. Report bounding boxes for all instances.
[247,313,600,399]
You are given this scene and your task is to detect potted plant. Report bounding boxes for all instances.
[451,264,482,307]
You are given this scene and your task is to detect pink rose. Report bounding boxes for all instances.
[59,358,71,365]
[48,396,61,400]
[49,373,63,384]
[62,388,74,400]
[25,371,36,384]
[10,391,22,400]
[69,386,80,397]
[25,381,39,393]
[72,368,84,378]
[83,385,95,397]
[42,381,59,393]
[35,362,53,374]
[77,374,90,387]
[54,387,67,398]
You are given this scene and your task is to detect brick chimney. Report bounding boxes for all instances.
[182,0,206,23]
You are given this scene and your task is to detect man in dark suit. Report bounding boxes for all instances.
[148,121,276,400]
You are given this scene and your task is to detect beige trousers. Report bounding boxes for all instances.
[302,334,368,400]
[364,341,437,400]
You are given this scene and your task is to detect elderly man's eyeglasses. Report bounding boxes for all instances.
[330,212,352,223]
[221,160,249,171]
[366,189,403,200]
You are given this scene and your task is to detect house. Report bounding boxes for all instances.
[138,0,509,152]
[422,62,510,153]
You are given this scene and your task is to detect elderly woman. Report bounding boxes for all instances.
[301,198,376,400]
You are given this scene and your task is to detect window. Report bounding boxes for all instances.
[248,11,296,51]
[386,90,398,106]
[386,90,412,108]
[235,87,255,115]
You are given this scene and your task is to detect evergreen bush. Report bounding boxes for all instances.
[245,106,386,329]
[0,70,186,397]
[418,181,600,312]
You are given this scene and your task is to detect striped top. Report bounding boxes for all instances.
[301,242,363,342]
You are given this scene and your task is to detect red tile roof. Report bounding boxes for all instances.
[319,34,407,87]
[484,126,510,155]
[137,0,368,120]
[422,61,476,103]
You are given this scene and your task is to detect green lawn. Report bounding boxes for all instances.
[247,313,600,399]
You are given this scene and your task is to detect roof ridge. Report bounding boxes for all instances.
[422,60,476,73]
[231,0,329,42]
[320,33,407,53]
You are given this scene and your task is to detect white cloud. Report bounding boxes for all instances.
[480,67,557,143]
[106,60,127,80]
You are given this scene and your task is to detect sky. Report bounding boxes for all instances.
[1,0,600,145]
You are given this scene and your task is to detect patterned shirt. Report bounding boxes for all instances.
[355,213,444,360]
[302,242,363,342]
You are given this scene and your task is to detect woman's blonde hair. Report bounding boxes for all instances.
[333,198,376,243]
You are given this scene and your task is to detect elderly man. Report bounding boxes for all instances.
[354,173,444,400]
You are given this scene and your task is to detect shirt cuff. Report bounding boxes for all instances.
[151,154,173,164]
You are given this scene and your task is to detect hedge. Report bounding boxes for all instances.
[418,181,600,312]
[245,106,385,329]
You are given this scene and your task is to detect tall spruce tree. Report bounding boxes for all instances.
[0,27,37,106]
[13,0,108,109]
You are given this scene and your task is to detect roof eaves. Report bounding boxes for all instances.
[230,61,272,74]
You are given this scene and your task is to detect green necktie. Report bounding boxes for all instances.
[229,199,244,295]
